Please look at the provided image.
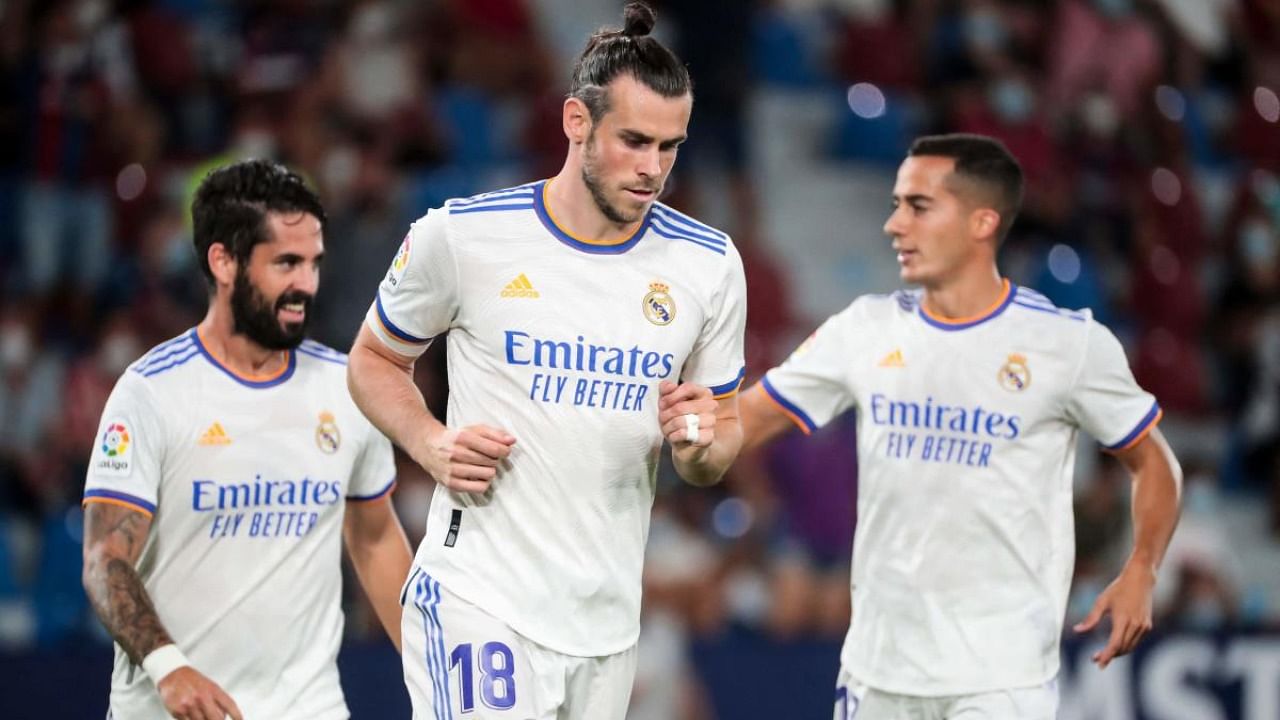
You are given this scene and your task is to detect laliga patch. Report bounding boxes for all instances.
[95,418,134,477]
[386,232,411,287]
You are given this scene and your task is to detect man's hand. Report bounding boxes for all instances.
[658,381,717,450]
[416,424,516,493]
[1073,560,1157,668]
[156,666,243,720]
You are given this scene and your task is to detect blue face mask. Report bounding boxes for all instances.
[963,10,1007,52]
[1093,0,1134,18]
[989,79,1035,123]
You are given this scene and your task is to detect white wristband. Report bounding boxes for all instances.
[142,644,191,683]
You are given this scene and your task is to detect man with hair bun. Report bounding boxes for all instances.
[348,2,747,717]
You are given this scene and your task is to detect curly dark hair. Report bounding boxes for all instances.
[568,2,692,124]
[191,159,327,284]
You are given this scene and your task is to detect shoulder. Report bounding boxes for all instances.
[648,202,735,259]
[296,338,349,368]
[442,181,540,217]
[846,289,919,322]
[1007,285,1091,325]
[127,330,202,382]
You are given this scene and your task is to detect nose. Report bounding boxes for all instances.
[293,263,320,296]
[638,147,661,179]
[883,208,904,238]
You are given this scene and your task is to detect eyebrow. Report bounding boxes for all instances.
[620,129,687,147]
[274,252,325,263]
[893,193,933,205]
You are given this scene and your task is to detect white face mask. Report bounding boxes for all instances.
[99,333,142,375]
[0,327,33,371]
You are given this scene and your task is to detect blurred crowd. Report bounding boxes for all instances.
[0,0,1278,716]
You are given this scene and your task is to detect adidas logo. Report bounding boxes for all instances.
[500,273,540,298]
[198,422,232,446]
[878,349,905,368]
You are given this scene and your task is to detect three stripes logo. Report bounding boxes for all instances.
[198,422,232,446]
[878,349,905,368]
[500,273,540,299]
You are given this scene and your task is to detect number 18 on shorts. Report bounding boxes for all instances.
[402,568,636,720]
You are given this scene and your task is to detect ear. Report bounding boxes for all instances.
[563,97,592,146]
[970,208,1002,242]
[208,243,238,287]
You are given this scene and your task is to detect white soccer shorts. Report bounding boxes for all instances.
[834,665,1059,720]
[402,566,637,720]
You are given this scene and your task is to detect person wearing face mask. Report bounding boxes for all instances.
[737,134,1183,719]
[346,4,747,717]
[80,160,413,720]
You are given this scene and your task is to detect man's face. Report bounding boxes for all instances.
[581,74,692,225]
[883,155,980,287]
[230,212,324,350]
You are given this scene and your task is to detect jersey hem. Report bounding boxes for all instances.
[420,565,641,658]
[842,659,1061,698]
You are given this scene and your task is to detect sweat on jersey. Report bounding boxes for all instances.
[761,281,1162,697]
[365,180,747,656]
[82,329,396,720]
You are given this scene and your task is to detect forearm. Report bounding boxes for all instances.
[84,552,174,664]
[348,337,442,456]
[1120,431,1183,573]
[347,524,414,652]
[673,419,742,487]
[1127,463,1181,572]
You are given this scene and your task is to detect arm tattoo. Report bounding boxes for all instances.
[83,505,173,665]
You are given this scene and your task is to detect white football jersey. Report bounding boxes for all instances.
[366,180,747,656]
[762,281,1161,696]
[83,330,396,720]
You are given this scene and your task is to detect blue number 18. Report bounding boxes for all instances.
[450,641,517,712]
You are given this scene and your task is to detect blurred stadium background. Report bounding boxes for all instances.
[0,0,1277,717]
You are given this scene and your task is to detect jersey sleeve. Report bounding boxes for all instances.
[759,301,861,434]
[364,208,458,358]
[82,373,167,517]
[347,418,397,502]
[680,246,747,398]
[1065,319,1162,451]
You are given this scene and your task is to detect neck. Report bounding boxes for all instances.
[921,266,1007,320]
[545,169,644,243]
[197,303,289,377]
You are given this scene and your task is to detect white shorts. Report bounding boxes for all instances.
[834,665,1059,720]
[401,566,637,720]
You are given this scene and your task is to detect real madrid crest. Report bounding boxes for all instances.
[642,281,676,326]
[998,353,1031,392]
[315,411,341,454]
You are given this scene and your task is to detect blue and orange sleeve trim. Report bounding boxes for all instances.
[1104,401,1163,452]
[710,367,746,399]
[760,374,817,434]
[375,295,431,345]
[82,489,156,518]
[347,477,397,502]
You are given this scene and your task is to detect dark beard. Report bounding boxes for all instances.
[581,136,646,225]
[230,267,311,350]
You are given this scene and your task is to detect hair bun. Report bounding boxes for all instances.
[622,2,656,37]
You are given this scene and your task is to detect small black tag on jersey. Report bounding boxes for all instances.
[444,509,462,547]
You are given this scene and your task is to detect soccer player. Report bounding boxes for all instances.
[738,134,1183,719]
[81,160,413,720]
[345,3,747,718]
